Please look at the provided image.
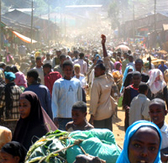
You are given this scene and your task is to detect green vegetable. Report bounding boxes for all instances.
[25,130,68,163]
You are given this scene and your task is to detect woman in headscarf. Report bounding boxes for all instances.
[147,69,168,108]
[116,120,162,163]
[0,141,27,163]
[120,65,134,93]
[12,91,57,150]
[73,63,87,89]
[113,61,122,73]
[10,65,27,90]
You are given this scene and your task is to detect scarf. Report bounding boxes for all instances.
[12,91,57,150]
[120,65,134,93]
[116,120,162,163]
[147,69,166,94]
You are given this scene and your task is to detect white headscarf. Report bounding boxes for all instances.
[147,69,166,94]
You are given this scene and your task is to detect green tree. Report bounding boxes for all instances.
[34,0,48,15]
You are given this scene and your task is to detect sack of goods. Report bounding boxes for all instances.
[25,129,121,163]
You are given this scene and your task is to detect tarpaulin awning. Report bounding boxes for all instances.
[12,31,37,43]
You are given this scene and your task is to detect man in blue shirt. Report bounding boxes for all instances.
[25,70,53,119]
[158,61,167,74]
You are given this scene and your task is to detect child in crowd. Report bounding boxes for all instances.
[66,101,94,131]
[0,141,27,163]
[129,82,150,125]
[122,71,142,131]
[149,98,168,162]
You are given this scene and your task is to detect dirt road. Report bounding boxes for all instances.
[112,107,125,148]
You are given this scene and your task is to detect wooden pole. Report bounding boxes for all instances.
[48,0,50,48]
[133,3,135,42]
[31,0,34,51]
[154,0,156,33]
[0,0,2,53]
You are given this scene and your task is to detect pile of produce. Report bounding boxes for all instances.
[25,129,121,163]
[25,130,68,163]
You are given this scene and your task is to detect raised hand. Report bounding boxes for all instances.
[101,34,106,45]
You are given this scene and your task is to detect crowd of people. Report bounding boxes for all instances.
[0,34,167,162]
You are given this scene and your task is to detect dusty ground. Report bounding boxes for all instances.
[112,107,125,148]
[86,94,168,149]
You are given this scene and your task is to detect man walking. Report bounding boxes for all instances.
[89,35,118,131]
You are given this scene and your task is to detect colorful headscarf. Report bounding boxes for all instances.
[120,65,134,93]
[4,71,16,81]
[114,61,122,70]
[94,54,101,61]
[147,69,166,94]
[116,120,162,163]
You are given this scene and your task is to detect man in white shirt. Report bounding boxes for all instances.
[74,53,87,75]
[52,60,82,130]
[18,44,26,57]
[33,56,44,85]
[43,53,52,65]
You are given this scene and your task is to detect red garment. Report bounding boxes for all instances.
[130,84,139,91]
[44,71,62,95]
